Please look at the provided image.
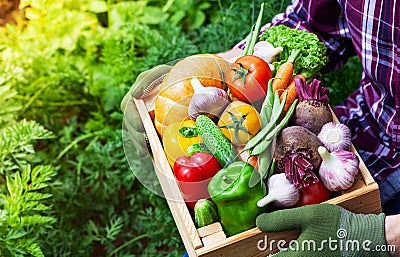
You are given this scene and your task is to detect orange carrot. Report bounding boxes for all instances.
[280,74,306,113]
[236,145,259,170]
[272,49,301,96]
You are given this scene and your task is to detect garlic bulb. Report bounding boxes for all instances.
[257,173,300,208]
[188,78,230,120]
[318,122,352,151]
[253,41,283,64]
[318,146,359,192]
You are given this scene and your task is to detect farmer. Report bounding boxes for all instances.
[122,0,399,256]
[234,0,400,256]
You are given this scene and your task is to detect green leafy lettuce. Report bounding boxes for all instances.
[260,25,328,79]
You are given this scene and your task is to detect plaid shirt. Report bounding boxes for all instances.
[236,0,400,204]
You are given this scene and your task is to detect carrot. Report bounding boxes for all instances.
[272,49,301,96]
[236,145,259,170]
[280,74,306,113]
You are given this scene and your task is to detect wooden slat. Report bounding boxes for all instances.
[325,183,382,214]
[351,144,376,185]
[198,222,224,238]
[201,231,227,248]
[196,228,300,257]
[134,98,203,255]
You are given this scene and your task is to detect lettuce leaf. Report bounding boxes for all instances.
[260,25,328,80]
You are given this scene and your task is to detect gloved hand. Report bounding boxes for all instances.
[121,64,171,158]
[256,204,390,257]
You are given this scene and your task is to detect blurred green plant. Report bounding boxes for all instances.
[0,85,21,127]
[188,0,289,53]
[0,120,55,174]
[163,0,215,31]
[321,56,362,107]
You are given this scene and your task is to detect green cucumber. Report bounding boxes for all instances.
[194,199,219,228]
[195,115,236,167]
[186,143,209,156]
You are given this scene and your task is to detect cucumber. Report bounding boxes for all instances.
[186,143,210,156]
[195,115,236,167]
[194,199,219,228]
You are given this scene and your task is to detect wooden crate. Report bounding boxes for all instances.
[132,86,382,257]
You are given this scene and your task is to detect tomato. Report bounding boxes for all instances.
[218,101,262,146]
[226,55,272,103]
[295,180,332,207]
[162,120,201,167]
[174,152,222,210]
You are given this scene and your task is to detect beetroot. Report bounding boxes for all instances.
[290,78,333,134]
[273,126,323,189]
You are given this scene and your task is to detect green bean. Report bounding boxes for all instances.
[264,99,298,141]
[242,3,264,56]
[241,114,278,152]
[258,145,272,176]
[242,92,288,152]
[248,144,272,188]
[250,139,271,156]
[247,3,265,55]
[265,158,277,180]
[271,90,287,122]
[260,79,274,126]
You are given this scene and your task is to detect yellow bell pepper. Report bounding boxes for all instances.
[162,120,201,167]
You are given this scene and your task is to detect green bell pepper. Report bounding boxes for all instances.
[208,161,267,236]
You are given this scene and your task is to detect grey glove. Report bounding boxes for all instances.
[121,65,171,158]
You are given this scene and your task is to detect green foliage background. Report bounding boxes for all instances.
[0,0,360,256]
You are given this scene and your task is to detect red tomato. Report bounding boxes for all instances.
[226,55,272,103]
[173,152,222,210]
[295,180,332,207]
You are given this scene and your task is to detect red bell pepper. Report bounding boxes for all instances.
[173,152,222,210]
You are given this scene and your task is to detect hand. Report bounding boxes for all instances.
[256,204,390,257]
[121,65,171,158]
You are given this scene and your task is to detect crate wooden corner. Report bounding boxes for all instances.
[133,92,382,257]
